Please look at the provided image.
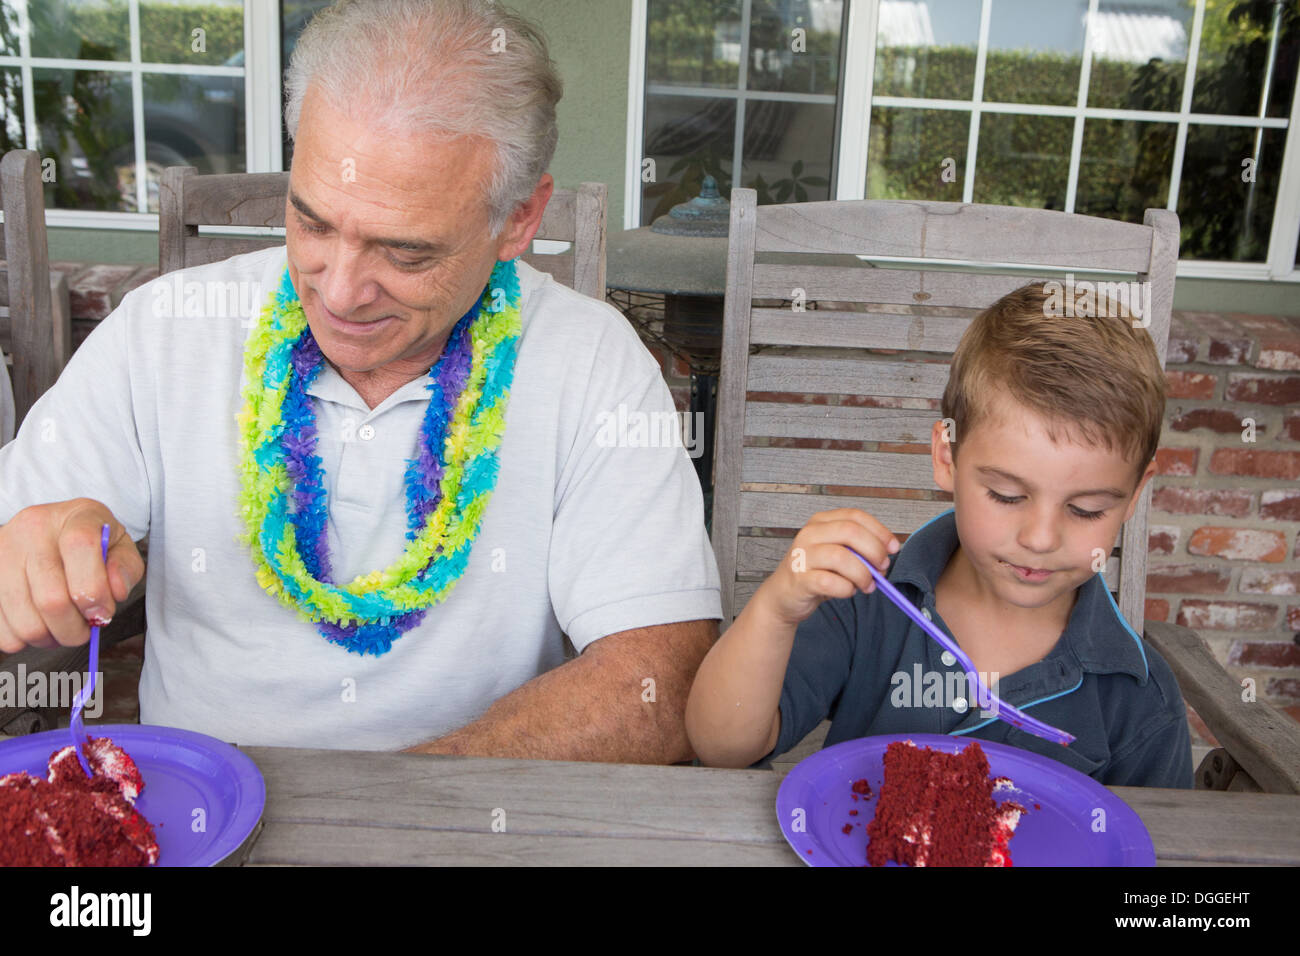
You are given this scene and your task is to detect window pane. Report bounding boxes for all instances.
[1087,0,1191,112]
[1,68,22,153]
[873,0,981,100]
[30,0,130,62]
[1075,119,1174,222]
[972,112,1071,209]
[1177,124,1287,262]
[1,2,20,57]
[747,0,843,95]
[34,68,134,212]
[139,73,244,211]
[1192,0,1299,118]
[983,0,1085,107]
[867,106,968,201]
[140,0,243,66]
[280,1,332,166]
[646,0,743,89]
[742,101,835,203]
[642,95,736,226]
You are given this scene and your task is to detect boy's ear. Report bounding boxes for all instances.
[931,419,956,492]
[1122,459,1159,523]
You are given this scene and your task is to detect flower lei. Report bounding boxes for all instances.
[235,258,521,656]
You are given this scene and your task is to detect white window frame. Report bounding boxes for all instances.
[628,0,1300,280]
[0,0,281,231]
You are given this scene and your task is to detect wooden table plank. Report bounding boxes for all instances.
[238,747,1300,866]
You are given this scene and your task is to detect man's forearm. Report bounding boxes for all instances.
[404,618,718,763]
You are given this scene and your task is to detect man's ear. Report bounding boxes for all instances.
[1122,459,1158,523]
[931,419,956,493]
[494,173,554,262]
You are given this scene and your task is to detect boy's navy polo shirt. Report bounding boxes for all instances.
[765,510,1194,788]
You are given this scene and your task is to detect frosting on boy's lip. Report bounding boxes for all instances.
[999,559,1056,580]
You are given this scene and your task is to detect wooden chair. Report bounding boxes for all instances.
[713,189,1300,792]
[0,149,72,433]
[158,166,608,298]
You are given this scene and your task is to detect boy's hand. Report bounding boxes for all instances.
[758,508,900,628]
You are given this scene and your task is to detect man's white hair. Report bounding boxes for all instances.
[284,0,563,236]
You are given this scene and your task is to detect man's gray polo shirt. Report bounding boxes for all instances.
[767,510,1193,788]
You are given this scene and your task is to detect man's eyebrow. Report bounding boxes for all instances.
[288,190,443,253]
[975,466,1126,499]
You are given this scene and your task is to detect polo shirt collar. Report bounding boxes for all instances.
[888,509,1149,684]
[305,359,433,414]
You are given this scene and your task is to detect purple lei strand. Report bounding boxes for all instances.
[276,300,480,655]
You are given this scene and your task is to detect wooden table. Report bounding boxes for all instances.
[232,748,1300,866]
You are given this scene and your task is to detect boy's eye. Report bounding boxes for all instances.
[1069,506,1106,521]
[987,490,1021,505]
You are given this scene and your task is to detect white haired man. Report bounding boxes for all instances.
[0,0,721,761]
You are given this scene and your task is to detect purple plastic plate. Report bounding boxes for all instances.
[776,733,1155,867]
[0,724,265,867]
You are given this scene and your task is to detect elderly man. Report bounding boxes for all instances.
[0,0,720,761]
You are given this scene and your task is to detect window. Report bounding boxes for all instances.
[633,0,1300,278]
[639,0,848,225]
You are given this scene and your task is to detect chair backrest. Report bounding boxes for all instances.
[0,149,72,427]
[712,190,1178,632]
[158,167,607,299]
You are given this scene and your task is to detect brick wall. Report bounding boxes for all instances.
[54,263,1300,741]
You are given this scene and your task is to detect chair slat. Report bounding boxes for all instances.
[519,251,574,288]
[740,492,950,533]
[742,447,935,489]
[754,199,1156,272]
[535,190,576,241]
[184,236,289,269]
[746,403,939,443]
[184,172,289,228]
[751,263,1093,310]
[750,307,972,350]
[749,353,949,399]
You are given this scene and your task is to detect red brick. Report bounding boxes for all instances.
[1225,373,1300,405]
[1166,333,1197,365]
[668,386,690,413]
[1240,569,1300,595]
[1187,526,1287,562]
[1228,639,1300,667]
[1145,597,1170,622]
[1177,600,1278,630]
[1148,526,1179,555]
[1284,412,1300,442]
[1285,703,1300,725]
[1151,487,1253,517]
[1261,489,1300,521]
[68,264,139,320]
[1169,407,1260,434]
[1209,449,1300,479]
[1288,606,1300,631]
[1145,565,1231,593]
[1154,447,1198,476]
[1231,313,1300,370]
[1207,338,1252,364]
[1165,370,1217,399]
[1264,678,1300,701]
[671,355,693,378]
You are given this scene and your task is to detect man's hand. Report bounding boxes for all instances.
[0,499,145,653]
[405,619,718,764]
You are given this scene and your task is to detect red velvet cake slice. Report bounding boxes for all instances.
[0,737,159,867]
[865,740,1024,867]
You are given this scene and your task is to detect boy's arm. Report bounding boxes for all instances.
[685,509,898,768]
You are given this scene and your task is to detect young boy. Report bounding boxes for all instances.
[686,283,1194,788]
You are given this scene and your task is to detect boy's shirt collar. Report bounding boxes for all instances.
[886,509,1149,685]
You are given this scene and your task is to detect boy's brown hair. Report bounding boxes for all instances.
[941,282,1165,487]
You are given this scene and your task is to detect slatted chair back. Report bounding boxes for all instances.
[713,189,1179,630]
[0,149,72,428]
[159,167,607,299]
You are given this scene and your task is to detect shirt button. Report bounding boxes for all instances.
[941,650,957,667]
[921,608,933,621]
[952,697,969,714]
[358,424,376,441]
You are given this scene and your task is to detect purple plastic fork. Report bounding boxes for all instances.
[69,523,111,776]
[849,548,1076,746]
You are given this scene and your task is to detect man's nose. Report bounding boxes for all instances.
[318,242,380,317]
